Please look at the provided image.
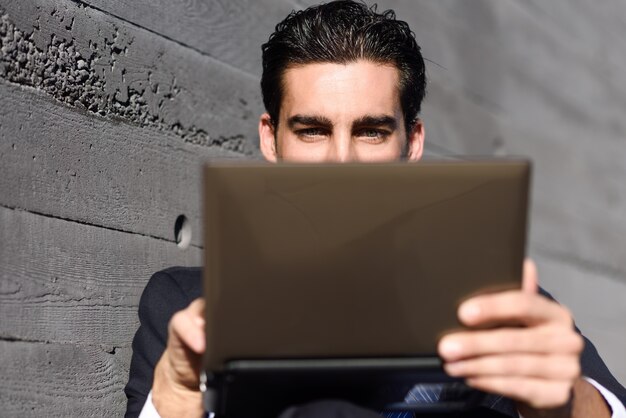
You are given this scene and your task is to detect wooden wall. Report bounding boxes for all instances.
[1,0,625,415]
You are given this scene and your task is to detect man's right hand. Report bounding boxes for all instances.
[152,298,206,418]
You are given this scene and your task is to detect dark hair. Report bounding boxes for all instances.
[261,0,426,134]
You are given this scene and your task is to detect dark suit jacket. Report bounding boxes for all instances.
[124,267,626,417]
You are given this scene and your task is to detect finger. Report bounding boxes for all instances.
[187,298,206,327]
[439,327,583,361]
[522,258,538,295]
[443,353,581,380]
[458,291,573,328]
[465,376,574,409]
[169,298,206,354]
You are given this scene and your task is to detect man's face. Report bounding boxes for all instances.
[259,60,424,163]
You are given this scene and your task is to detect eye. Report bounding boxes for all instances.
[296,128,328,142]
[355,129,389,143]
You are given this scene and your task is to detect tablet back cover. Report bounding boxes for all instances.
[203,161,530,370]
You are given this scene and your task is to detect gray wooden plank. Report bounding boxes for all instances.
[0,80,244,247]
[0,205,201,346]
[498,117,626,283]
[0,0,264,154]
[0,340,130,417]
[75,0,299,77]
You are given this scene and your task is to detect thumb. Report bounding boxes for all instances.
[522,258,538,294]
[169,298,206,354]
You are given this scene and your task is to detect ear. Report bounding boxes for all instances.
[406,119,425,161]
[259,113,278,163]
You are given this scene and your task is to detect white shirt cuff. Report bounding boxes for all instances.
[518,377,626,418]
[138,390,161,418]
[586,377,626,418]
[138,390,214,418]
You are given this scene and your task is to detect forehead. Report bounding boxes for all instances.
[280,61,402,122]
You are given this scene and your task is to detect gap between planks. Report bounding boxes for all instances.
[0,203,204,250]
[0,335,128,353]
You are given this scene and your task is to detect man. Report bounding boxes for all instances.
[125,1,626,417]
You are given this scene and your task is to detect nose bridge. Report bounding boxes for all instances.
[331,128,356,162]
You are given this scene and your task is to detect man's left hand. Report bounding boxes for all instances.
[438,259,608,416]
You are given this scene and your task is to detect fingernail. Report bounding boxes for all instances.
[460,302,481,321]
[440,339,463,358]
[194,336,205,352]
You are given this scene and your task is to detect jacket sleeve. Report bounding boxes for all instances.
[124,270,196,418]
[540,287,626,407]
[579,333,626,407]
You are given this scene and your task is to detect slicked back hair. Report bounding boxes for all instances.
[261,0,427,134]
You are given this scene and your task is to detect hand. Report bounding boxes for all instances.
[152,298,206,418]
[438,260,587,414]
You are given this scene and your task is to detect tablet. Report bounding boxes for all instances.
[202,160,530,371]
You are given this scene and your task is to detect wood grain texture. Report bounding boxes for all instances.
[0,80,244,247]
[76,0,299,77]
[0,0,264,154]
[0,205,201,346]
[0,340,130,417]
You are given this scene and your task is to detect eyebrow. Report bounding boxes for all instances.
[287,115,333,130]
[352,115,398,131]
[287,114,398,131]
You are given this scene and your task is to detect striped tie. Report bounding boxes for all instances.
[382,382,496,417]
[382,383,444,418]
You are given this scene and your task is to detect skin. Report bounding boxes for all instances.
[259,61,423,163]
[152,61,611,418]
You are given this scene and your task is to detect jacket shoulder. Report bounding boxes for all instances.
[156,266,203,301]
[124,266,202,417]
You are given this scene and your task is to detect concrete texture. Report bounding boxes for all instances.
[78,0,298,76]
[1,0,625,415]
[0,0,261,153]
